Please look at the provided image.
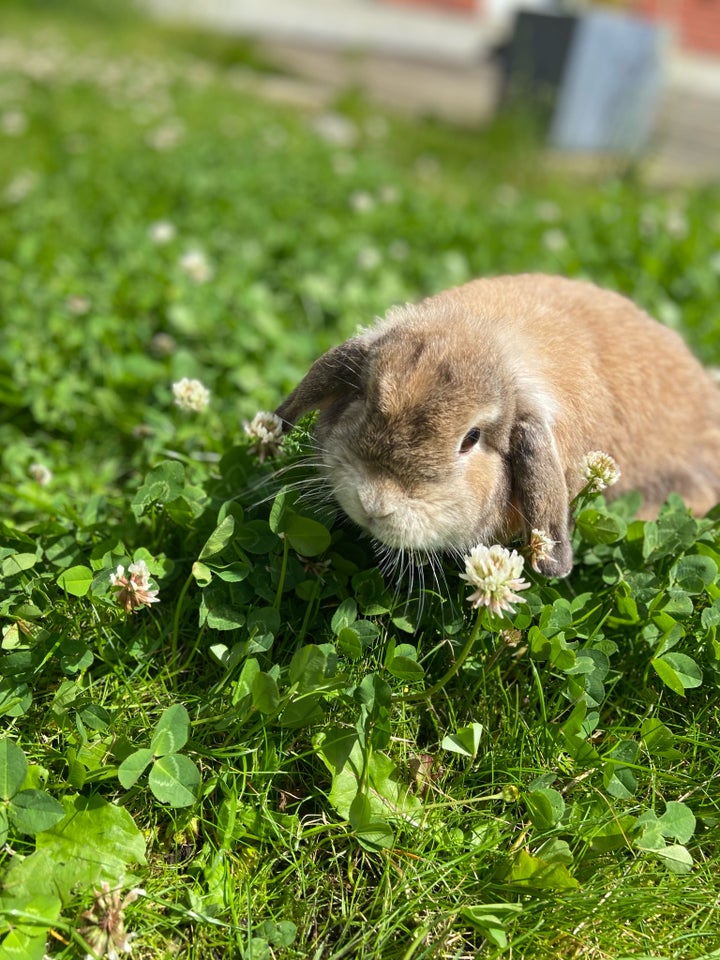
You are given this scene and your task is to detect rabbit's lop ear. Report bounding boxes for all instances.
[274,339,369,430]
[510,416,573,578]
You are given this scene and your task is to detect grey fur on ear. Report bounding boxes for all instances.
[274,338,369,430]
[510,417,573,577]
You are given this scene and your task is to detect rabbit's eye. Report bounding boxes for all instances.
[459,427,482,454]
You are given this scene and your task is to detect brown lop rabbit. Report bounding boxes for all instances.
[275,274,720,577]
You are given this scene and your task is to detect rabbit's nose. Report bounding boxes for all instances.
[356,483,396,520]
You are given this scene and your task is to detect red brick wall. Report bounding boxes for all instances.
[635,0,720,54]
[384,0,720,51]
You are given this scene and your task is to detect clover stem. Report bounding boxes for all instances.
[400,608,486,703]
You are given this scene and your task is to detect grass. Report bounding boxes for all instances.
[1,2,720,958]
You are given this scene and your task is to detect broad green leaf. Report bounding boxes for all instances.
[283,513,331,557]
[247,606,281,637]
[288,644,334,692]
[1,553,38,577]
[337,627,363,660]
[525,787,565,830]
[575,509,627,544]
[659,801,696,844]
[652,843,693,875]
[510,849,578,890]
[279,694,326,729]
[0,894,61,960]
[641,718,682,759]
[252,672,280,713]
[0,926,47,960]
[117,748,154,788]
[198,515,235,560]
[460,904,522,949]
[603,764,637,799]
[58,636,93,673]
[268,488,295,534]
[354,673,392,713]
[386,655,424,682]
[8,790,65,835]
[0,682,32,719]
[652,653,702,695]
[56,565,93,597]
[635,811,665,850]
[4,794,145,904]
[535,838,574,865]
[347,791,396,851]
[131,460,186,517]
[148,754,201,807]
[0,739,27,801]
[191,561,213,586]
[234,658,261,701]
[315,730,421,827]
[213,560,251,582]
[200,589,246,631]
[671,554,717,594]
[441,722,483,758]
[255,920,297,948]
[331,598,358,635]
[151,704,190,756]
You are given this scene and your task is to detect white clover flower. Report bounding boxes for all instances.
[80,881,144,959]
[110,560,159,613]
[528,528,557,574]
[28,462,52,486]
[1,108,27,136]
[349,190,375,214]
[66,295,91,316]
[150,332,176,357]
[388,239,409,261]
[536,200,561,222]
[665,207,688,238]
[356,246,381,271]
[460,544,530,617]
[243,410,285,462]
[5,170,37,203]
[379,184,399,204]
[149,220,176,244]
[542,228,567,253]
[312,112,358,147]
[580,450,621,492]
[331,153,355,176]
[146,119,184,151]
[179,249,212,283]
[172,377,210,412]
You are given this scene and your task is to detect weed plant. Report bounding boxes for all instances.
[1,2,720,958]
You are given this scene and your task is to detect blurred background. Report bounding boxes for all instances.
[141,0,720,181]
[2,0,720,495]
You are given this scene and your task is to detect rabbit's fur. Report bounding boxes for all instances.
[275,274,720,577]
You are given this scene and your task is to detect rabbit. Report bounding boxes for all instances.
[274,274,720,577]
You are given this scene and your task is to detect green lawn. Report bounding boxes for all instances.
[2,3,720,958]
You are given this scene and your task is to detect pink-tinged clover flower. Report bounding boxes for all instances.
[528,528,557,574]
[172,377,210,412]
[243,410,284,462]
[179,248,212,283]
[110,560,159,614]
[580,450,621,493]
[28,462,52,486]
[460,544,530,616]
[80,881,144,959]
